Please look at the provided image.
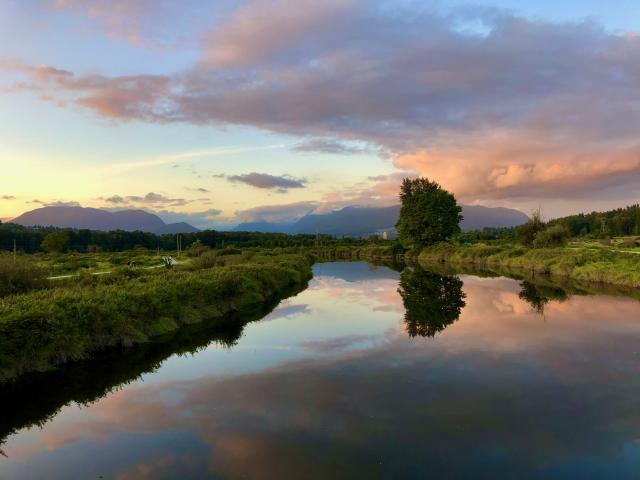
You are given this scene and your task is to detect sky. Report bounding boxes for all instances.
[1,0,639,228]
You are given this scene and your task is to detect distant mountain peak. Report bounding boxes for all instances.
[12,206,198,234]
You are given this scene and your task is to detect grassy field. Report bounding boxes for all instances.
[419,239,640,288]
[0,248,312,381]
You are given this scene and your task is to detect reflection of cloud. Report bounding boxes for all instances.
[6,274,640,478]
[260,303,311,322]
[299,334,377,353]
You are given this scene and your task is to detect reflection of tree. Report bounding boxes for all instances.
[398,266,466,338]
[518,281,568,315]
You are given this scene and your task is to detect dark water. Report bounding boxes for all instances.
[2,262,640,479]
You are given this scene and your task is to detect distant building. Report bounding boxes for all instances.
[382,230,388,240]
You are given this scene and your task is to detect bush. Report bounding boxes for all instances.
[186,240,209,258]
[517,209,546,247]
[193,250,222,269]
[532,225,570,248]
[219,246,242,256]
[0,254,48,296]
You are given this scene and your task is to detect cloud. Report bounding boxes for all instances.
[43,0,213,48]
[5,3,640,210]
[1,195,16,200]
[43,200,82,207]
[185,187,210,193]
[228,173,306,190]
[292,138,373,155]
[103,192,188,207]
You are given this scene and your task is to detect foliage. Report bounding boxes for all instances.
[396,177,463,248]
[193,250,222,269]
[516,209,546,247]
[533,225,570,248]
[41,231,70,253]
[0,254,48,297]
[459,227,517,243]
[0,222,339,254]
[0,252,312,381]
[186,239,209,257]
[419,242,640,288]
[548,204,640,237]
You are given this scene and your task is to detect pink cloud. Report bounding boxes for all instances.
[4,4,640,211]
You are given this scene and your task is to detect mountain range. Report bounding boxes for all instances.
[11,207,199,234]
[10,204,528,236]
[234,204,529,236]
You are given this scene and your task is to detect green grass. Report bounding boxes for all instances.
[0,251,312,381]
[310,243,403,260]
[419,241,640,288]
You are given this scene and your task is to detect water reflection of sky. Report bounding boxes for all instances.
[3,262,640,479]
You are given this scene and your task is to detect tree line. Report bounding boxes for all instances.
[0,222,348,253]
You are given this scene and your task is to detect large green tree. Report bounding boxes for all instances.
[395,177,463,248]
[41,231,69,253]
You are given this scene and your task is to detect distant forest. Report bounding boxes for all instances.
[0,223,356,253]
[460,204,640,242]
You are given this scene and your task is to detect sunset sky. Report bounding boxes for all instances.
[1,0,639,228]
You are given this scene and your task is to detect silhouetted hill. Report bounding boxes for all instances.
[12,207,198,234]
[233,204,528,236]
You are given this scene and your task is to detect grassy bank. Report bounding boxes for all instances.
[310,243,403,260]
[419,242,640,288]
[0,252,312,381]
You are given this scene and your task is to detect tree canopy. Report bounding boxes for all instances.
[395,177,463,248]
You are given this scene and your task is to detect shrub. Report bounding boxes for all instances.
[193,250,221,269]
[0,254,48,296]
[219,246,242,256]
[517,209,546,247]
[532,225,570,248]
[186,240,209,257]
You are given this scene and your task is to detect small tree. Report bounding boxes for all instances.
[396,177,462,248]
[41,231,70,253]
[516,208,545,247]
[532,225,570,248]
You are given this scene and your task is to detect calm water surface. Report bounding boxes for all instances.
[2,262,640,479]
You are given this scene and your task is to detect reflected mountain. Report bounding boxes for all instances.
[313,261,402,282]
[398,265,466,337]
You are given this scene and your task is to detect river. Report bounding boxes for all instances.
[1,261,640,479]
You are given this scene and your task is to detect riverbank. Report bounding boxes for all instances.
[310,244,403,261]
[0,252,312,381]
[419,242,640,288]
